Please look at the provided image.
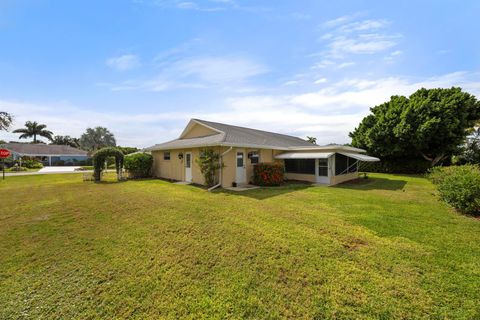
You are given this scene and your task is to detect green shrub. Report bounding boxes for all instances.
[21,159,43,169]
[360,157,432,174]
[124,153,153,179]
[253,163,284,186]
[195,149,222,187]
[9,166,28,172]
[428,165,480,216]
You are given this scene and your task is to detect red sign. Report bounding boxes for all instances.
[0,149,10,159]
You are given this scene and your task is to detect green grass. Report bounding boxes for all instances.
[4,167,40,173]
[0,173,479,319]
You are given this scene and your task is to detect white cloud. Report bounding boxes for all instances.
[314,78,328,84]
[384,50,403,61]
[338,19,389,33]
[323,15,354,28]
[142,0,264,12]
[315,16,401,67]
[326,32,400,58]
[108,55,268,92]
[106,54,141,71]
[4,71,479,147]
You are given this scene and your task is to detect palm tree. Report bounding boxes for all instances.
[306,136,317,144]
[13,121,54,143]
[79,127,116,151]
[0,111,13,131]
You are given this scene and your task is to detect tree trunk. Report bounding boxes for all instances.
[420,152,446,166]
[33,134,37,143]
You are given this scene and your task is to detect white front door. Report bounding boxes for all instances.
[235,150,247,184]
[185,152,192,182]
[316,158,330,184]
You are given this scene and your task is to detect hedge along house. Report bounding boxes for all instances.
[1,143,89,166]
[145,119,379,188]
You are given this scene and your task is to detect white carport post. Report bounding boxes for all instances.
[48,156,52,166]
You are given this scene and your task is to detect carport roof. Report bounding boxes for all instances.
[275,152,334,159]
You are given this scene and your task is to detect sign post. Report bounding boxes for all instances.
[0,149,11,180]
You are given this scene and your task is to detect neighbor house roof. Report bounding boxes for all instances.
[1,143,88,156]
[146,119,366,152]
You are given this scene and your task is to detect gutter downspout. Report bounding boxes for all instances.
[208,146,233,192]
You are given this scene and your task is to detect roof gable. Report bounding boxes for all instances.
[180,121,222,139]
[179,119,224,139]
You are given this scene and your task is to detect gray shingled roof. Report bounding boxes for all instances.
[146,119,317,151]
[2,143,88,156]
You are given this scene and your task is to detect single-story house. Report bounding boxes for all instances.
[1,143,89,166]
[145,119,379,188]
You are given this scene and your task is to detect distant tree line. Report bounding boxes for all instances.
[0,112,137,154]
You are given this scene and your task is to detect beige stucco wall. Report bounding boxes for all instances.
[152,150,184,181]
[221,147,236,187]
[152,147,227,186]
[152,146,281,187]
[330,172,359,185]
[284,172,317,183]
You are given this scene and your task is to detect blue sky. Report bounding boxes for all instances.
[1,0,479,147]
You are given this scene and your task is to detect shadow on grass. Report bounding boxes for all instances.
[215,183,314,200]
[95,180,129,184]
[333,177,407,191]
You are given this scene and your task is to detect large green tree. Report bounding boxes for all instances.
[79,127,116,151]
[350,87,480,166]
[51,135,80,148]
[0,112,13,131]
[13,121,54,143]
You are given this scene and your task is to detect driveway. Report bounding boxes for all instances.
[38,166,81,173]
[4,166,84,177]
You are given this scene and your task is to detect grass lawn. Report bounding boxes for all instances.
[4,167,40,173]
[0,173,479,319]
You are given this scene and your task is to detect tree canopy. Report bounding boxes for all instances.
[51,135,80,148]
[79,127,116,151]
[0,112,13,131]
[13,121,54,143]
[350,87,480,165]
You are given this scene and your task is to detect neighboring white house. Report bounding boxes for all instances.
[1,143,89,166]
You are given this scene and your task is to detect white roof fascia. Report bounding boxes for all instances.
[275,152,334,159]
[289,145,366,153]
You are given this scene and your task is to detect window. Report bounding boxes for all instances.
[163,152,171,160]
[284,159,315,174]
[318,159,328,177]
[236,152,244,167]
[185,153,191,168]
[248,151,259,164]
[335,154,358,175]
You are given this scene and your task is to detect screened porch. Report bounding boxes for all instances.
[275,152,380,185]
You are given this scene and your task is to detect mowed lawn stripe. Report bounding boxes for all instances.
[0,173,479,319]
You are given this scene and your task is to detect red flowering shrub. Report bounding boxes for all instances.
[253,162,284,186]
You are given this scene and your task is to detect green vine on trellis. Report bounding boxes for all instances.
[92,147,124,182]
